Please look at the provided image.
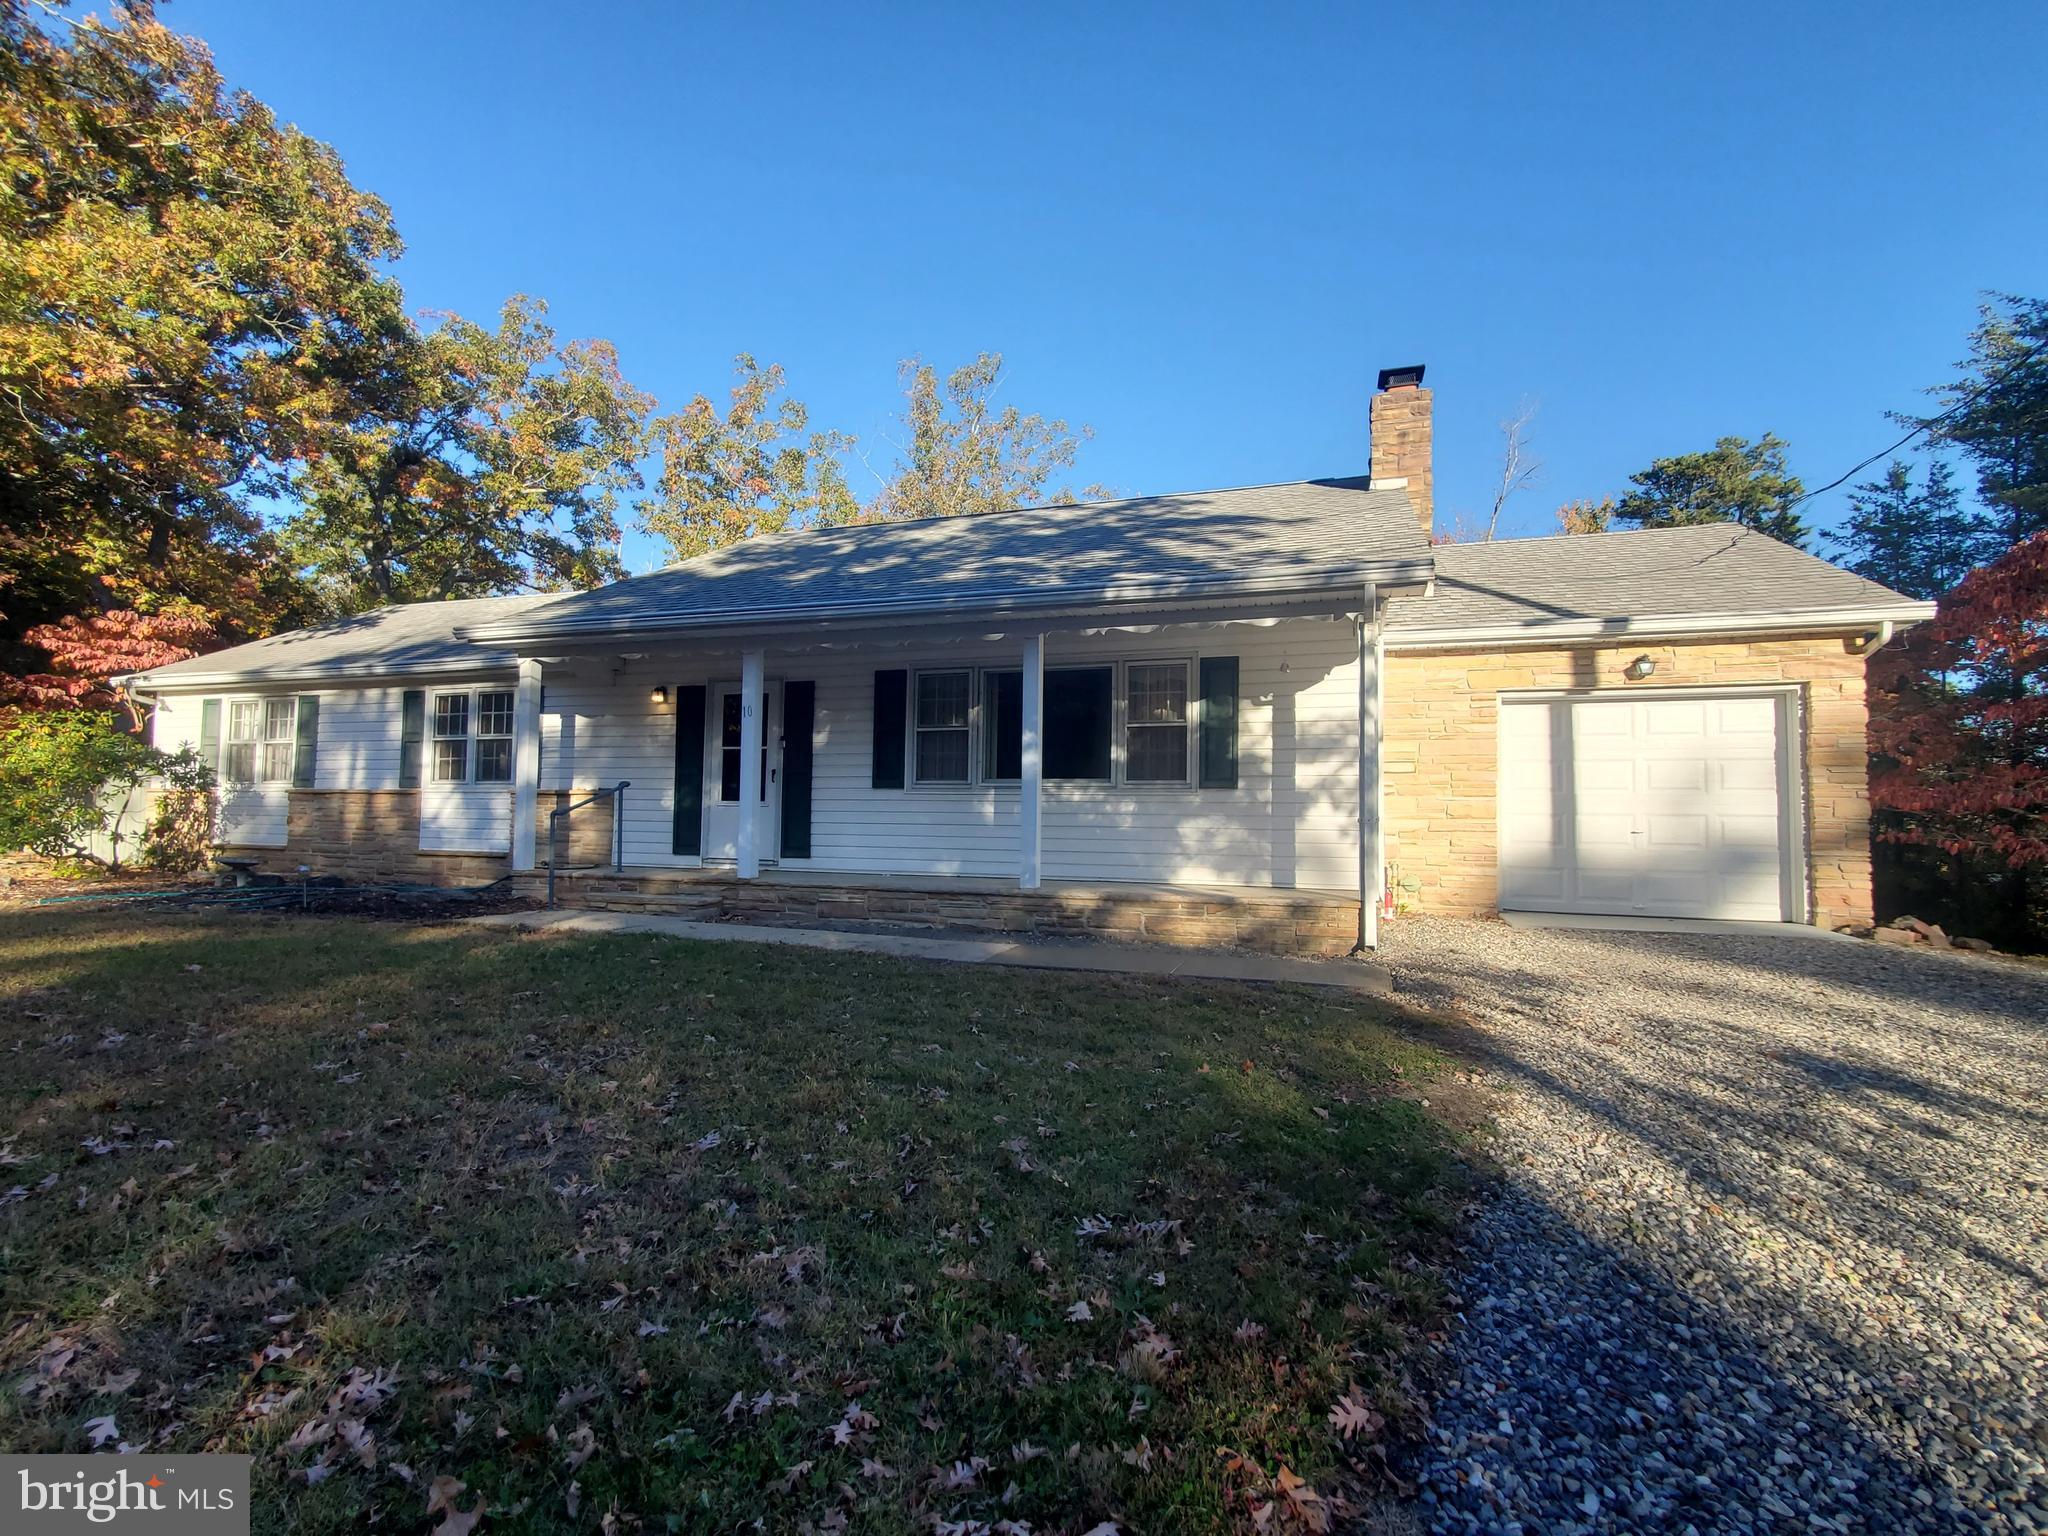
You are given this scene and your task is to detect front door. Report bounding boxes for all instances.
[703,680,780,864]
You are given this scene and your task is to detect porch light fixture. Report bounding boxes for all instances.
[650,684,669,706]
[1624,654,1656,681]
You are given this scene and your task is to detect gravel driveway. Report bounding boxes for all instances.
[1381,917,2047,1535]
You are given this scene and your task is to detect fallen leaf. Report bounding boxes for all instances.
[82,1414,119,1447]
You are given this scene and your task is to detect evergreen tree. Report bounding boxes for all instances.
[1828,459,1994,599]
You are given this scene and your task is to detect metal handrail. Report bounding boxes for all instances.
[546,780,630,909]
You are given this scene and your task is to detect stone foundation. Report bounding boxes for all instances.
[220,790,511,887]
[528,871,1363,956]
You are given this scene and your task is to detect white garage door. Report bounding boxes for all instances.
[1498,692,1792,921]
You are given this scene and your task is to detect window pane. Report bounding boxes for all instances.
[720,749,742,802]
[229,701,261,742]
[263,698,296,741]
[1126,663,1189,725]
[433,738,468,782]
[1044,668,1112,780]
[916,727,969,783]
[982,670,1022,780]
[259,741,293,782]
[225,742,257,784]
[476,690,515,736]
[433,694,469,739]
[720,692,742,748]
[1127,725,1189,783]
[916,671,970,729]
[475,737,513,783]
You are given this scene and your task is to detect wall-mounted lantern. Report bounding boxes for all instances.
[650,684,669,706]
[1624,654,1656,681]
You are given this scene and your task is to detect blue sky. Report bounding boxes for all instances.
[175,0,2046,571]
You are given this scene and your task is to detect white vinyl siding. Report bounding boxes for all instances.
[535,617,1364,890]
[150,677,519,855]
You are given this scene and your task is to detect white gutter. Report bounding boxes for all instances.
[122,657,526,692]
[1382,601,1937,652]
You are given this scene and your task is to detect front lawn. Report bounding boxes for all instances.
[0,912,1468,1534]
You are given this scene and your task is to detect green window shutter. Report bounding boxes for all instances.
[398,689,426,788]
[672,685,707,856]
[779,681,815,858]
[198,698,222,776]
[292,695,319,788]
[1198,656,1240,789]
[871,669,907,789]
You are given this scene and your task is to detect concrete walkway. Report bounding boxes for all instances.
[468,908,1394,994]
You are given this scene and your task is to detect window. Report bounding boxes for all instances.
[981,669,1023,781]
[431,689,518,784]
[1044,667,1112,781]
[1124,661,1191,783]
[715,690,771,803]
[225,697,295,785]
[474,690,515,783]
[915,670,971,783]
[431,694,470,783]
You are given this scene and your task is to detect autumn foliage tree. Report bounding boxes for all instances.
[640,356,860,562]
[0,0,402,670]
[12,605,215,724]
[1868,533,2048,944]
[281,297,650,612]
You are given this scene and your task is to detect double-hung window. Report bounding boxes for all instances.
[1124,661,1192,784]
[914,670,972,784]
[901,659,1194,788]
[431,689,517,784]
[225,698,296,785]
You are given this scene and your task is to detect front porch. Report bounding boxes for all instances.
[516,865,1365,956]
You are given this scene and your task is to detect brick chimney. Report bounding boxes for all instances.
[1370,364,1433,536]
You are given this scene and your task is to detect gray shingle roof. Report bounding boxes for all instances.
[131,594,562,688]
[1383,524,1929,637]
[468,478,1435,640]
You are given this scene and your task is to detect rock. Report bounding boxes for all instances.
[1955,937,1996,953]
[1922,924,1953,950]
[1872,926,1924,946]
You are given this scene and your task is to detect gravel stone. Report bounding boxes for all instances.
[1385,917,2047,1535]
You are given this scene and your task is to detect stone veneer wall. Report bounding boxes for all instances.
[220,790,509,886]
[1380,636,1874,928]
[531,871,1362,956]
[217,789,618,885]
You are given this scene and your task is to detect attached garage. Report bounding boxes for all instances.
[1496,689,1799,922]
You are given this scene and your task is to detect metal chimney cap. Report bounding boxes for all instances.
[1376,364,1426,391]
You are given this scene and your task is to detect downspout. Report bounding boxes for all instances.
[1353,583,1383,953]
[1858,619,1897,656]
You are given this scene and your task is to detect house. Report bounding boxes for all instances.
[126,368,1935,952]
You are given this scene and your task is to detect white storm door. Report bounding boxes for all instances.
[702,681,781,865]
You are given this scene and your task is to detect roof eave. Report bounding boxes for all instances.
[459,560,1437,646]
[1382,600,1939,652]
[124,654,522,691]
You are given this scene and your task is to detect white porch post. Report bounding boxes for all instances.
[1019,632,1045,890]
[511,656,544,873]
[737,647,766,879]
[1357,585,1383,950]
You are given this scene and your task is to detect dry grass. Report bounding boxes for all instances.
[0,911,1469,1534]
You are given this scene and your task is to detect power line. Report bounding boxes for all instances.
[1788,337,2047,511]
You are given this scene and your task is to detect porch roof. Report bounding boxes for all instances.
[463,477,1433,645]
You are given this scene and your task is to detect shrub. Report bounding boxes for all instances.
[0,710,212,868]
